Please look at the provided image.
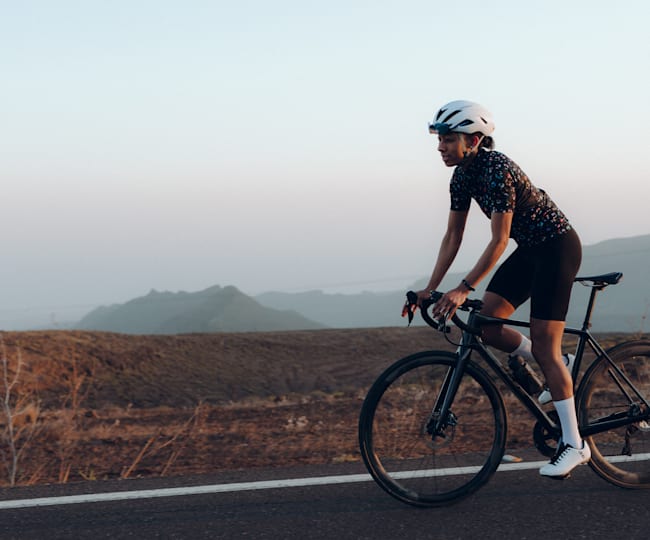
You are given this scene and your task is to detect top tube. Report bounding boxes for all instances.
[409,271,623,337]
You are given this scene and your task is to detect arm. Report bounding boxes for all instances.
[417,210,468,304]
[431,211,512,317]
[463,211,512,288]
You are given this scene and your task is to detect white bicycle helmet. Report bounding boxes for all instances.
[429,100,495,136]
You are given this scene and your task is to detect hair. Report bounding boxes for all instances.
[479,135,495,150]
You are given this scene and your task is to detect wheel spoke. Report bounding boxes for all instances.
[578,340,650,487]
[359,353,506,506]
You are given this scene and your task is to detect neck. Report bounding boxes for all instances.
[459,148,480,169]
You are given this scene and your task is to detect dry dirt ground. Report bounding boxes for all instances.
[0,328,631,487]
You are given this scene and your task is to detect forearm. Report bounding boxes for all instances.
[430,235,508,318]
[430,212,512,318]
[425,230,463,291]
[462,236,509,289]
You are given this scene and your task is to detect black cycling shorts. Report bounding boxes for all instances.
[486,228,582,321]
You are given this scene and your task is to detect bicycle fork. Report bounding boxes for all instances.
[425,347,473,439]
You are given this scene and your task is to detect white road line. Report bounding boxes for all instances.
[0,476,369,510]
[1,453,648,510]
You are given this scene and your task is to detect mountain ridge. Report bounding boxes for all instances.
[73,234,649,334]
[256,234,650,333]
[76,285,325,334]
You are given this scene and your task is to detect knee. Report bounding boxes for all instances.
[530,340,558,367]
[530,328,560,365]
[530,342,547,362]
[482,325,504,346]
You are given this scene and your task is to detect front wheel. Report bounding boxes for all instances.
[577,340,650,488]
[358,351,507,507]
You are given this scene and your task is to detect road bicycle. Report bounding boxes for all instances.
[358,272,650,507]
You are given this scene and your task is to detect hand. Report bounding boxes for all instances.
[431,286,470,319]
[415,289,433,308]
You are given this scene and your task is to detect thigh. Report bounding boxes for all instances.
[485,246,534,310]
[530,229,582,321]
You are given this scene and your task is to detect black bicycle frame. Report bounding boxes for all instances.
[429,282,650,440]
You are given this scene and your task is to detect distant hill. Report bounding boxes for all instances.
[74,235,649,334]
[255,290,408,329]
[256,234,650,333]
[567,234,649,331]
[76,285,325,334]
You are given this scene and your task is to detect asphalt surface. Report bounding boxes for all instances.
[0,459,648,539]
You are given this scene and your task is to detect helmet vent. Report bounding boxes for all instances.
[441,110,461,123]
[431,100,494,136]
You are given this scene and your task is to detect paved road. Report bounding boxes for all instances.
[0,460,648,539]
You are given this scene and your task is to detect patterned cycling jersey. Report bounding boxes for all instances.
[449,149,572,247]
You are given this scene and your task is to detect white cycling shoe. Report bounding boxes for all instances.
[538,353,576,405]
[539,441,591,478]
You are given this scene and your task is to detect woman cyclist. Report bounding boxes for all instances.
[417,99,589,478]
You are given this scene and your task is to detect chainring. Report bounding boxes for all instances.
[533,411,561,458]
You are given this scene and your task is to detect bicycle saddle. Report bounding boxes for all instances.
[574,272,623,286]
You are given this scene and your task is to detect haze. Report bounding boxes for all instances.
[2,1,649,328]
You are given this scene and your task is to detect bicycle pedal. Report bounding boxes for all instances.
[637,421,650,433]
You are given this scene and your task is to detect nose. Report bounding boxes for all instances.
[437,140,445,153]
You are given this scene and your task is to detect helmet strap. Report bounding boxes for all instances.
[459,134,483,167]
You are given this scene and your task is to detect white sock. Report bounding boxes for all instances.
[511,334,535,363]
[553,397,582,448]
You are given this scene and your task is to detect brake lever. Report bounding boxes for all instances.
[402,291,419,326]
[403,291,451,332]
[436,314,452,333]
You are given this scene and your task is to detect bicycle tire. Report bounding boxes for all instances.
[358,351,507,507]
[577,339,650,488]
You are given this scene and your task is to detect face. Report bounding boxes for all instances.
[434,132,479,167]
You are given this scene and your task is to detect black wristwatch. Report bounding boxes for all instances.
[461,279,475,292]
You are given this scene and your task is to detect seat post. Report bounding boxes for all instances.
[581,285,602,331]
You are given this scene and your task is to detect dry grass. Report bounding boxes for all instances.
[0,328,639,486]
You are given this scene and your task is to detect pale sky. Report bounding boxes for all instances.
[2,1,649,327]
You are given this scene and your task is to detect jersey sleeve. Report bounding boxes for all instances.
[488,159,516,214]
[449,173,471,212]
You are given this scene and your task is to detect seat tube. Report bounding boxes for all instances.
[581,287,599,332]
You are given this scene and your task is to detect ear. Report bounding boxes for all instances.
[467,134,481,149]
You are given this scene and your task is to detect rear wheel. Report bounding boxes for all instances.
[358,351,507,507]
[577,340,650,488]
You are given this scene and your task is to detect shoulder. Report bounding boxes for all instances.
[464,149,513,176]
[483,150,527,181]
[482,149,514,168]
